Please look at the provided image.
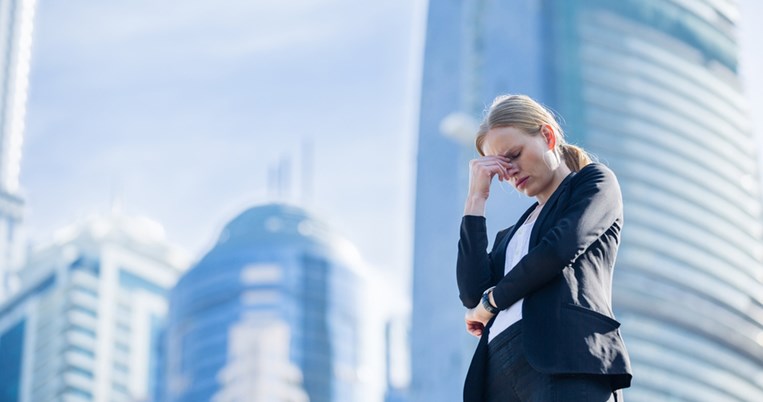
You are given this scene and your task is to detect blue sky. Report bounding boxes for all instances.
[19,0,763,316]
[21,0,427,310]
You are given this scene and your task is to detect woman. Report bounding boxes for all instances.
[457,94,632,402]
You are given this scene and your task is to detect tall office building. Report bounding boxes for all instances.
[411,1,763,401]
[0,0,37,301]
[411,1,551,400]
[383,317,410,402]
[0,211,189,401]
[161,203,381,402]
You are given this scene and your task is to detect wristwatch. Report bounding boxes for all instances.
[481,286,499,314]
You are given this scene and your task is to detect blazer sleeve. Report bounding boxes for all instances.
[456,215,512,308]
[491,163,623,310]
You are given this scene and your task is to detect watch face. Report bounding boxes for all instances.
[482,292,497,313]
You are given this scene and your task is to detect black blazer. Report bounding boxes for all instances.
[457,162,632,402]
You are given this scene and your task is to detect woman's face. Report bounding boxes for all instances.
[481,125,559,200]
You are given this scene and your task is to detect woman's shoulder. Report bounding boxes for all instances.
[572,162,618,183]
[565,163,622,200]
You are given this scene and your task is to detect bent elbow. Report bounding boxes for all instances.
[457,272,484,308]
[457,270,492,309]
[459,291,481,309]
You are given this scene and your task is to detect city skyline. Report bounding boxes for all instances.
[17,1,763,318]
[1,0,763,401]
[7,4,763,399]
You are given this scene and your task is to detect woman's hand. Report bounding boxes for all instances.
[464,156,517,216]
[464,303,496,338]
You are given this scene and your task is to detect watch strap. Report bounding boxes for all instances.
[481,286,499,314]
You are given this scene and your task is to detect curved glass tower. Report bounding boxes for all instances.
[412,1,763,401]
[161,203,371,402]
[560,2,763,401]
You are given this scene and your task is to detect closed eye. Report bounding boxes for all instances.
[504,151,520,161]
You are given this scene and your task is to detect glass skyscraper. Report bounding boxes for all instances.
[0,211,189,401]
[160,203,380,402]
[0,0,37,302]
[411,1,763,401]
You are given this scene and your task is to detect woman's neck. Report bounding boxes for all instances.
[536,165,572,206]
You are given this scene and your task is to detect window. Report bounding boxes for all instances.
[0,321,25,402]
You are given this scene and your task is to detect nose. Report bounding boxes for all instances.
[507,165,519,180]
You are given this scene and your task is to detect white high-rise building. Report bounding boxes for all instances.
[211,319,309,402]
[0,211,190,401]
[0,0,37,301]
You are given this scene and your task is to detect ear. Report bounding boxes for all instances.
[541,124,556,150]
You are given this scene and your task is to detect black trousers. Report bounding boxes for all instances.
[486,321,621,402]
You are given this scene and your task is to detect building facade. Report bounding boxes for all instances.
[160,203,380,402]
[0,0,37,302]
[383,317,410,402]
[0,212,189,401]
[411,1,763,401]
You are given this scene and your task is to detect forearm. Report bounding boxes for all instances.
[463,195,487,216]
[491,239,566,309]
[489,288,497,308]
[491,219,618,309]
[456,216,494,308]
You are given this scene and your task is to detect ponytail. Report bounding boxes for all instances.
[560,143,592,172]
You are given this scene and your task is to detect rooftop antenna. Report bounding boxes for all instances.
[267,164,275,200]
[280,154,291,202]
[301,138,313,206]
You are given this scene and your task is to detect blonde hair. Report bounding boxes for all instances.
[475,94,591,172]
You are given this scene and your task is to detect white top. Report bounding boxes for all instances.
[488,204,543,343]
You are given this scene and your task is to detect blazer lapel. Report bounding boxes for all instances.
[530,171,576,246]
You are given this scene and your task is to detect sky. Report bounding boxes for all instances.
[21,0,428,313]
[18,0,763,319]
